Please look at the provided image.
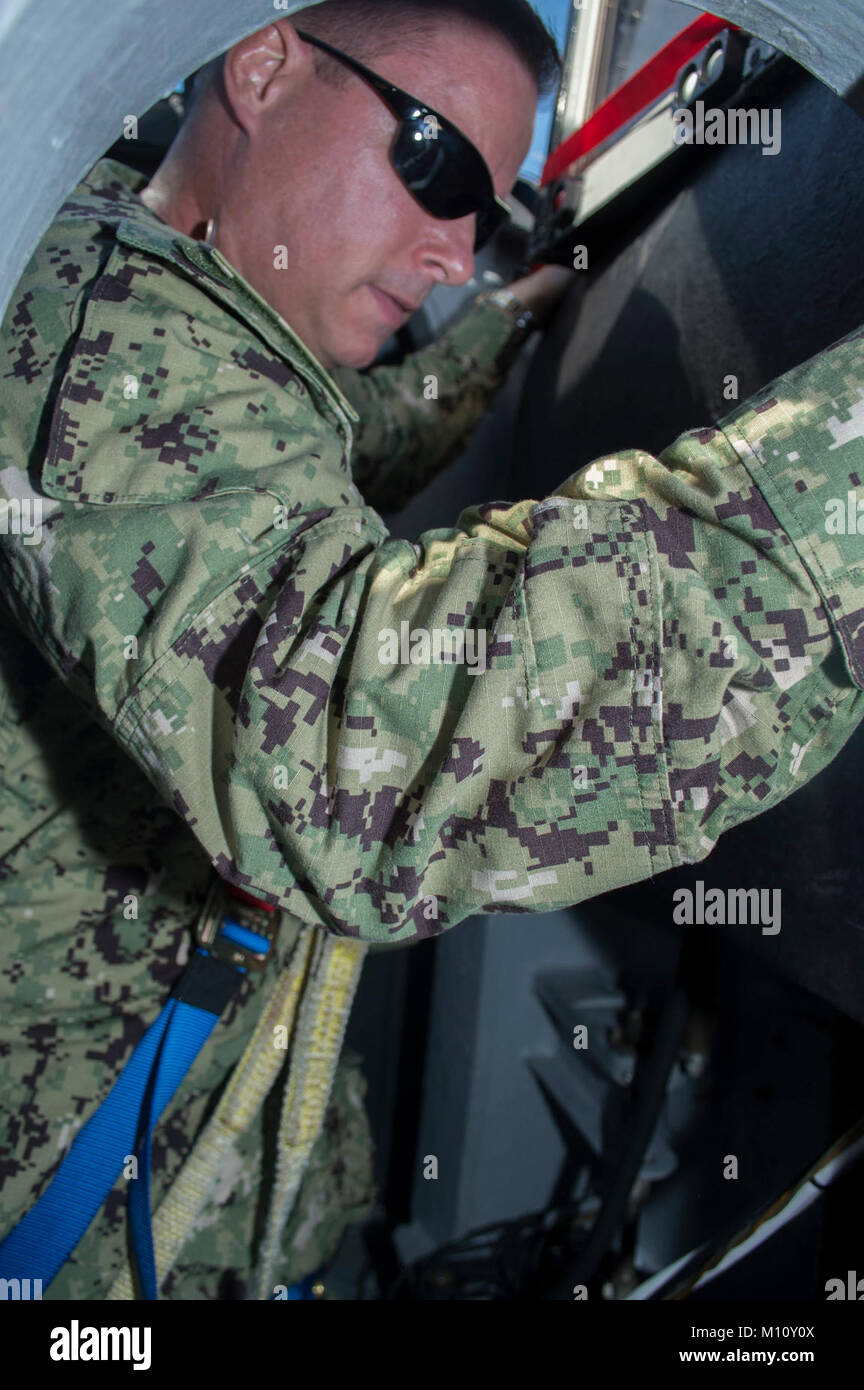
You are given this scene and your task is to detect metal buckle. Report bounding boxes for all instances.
[196,879,280,973]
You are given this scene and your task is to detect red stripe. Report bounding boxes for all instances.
[542,13,739,186]
[226,884,279,914]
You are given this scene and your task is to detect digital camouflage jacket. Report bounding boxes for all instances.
[2,157,864,1297]
[0,158,547,1299]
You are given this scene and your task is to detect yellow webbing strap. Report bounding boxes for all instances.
[106,927,366,1300]
[253,928,368,1300]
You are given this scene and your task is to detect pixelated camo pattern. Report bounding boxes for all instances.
[2,158,864,1295]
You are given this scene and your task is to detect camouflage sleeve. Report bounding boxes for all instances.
[3,250,863,949]
[330,297,530,511]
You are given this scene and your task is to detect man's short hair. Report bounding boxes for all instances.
[193,0,560,104]
[298,0,561,95]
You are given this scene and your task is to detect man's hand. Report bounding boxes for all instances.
[507,264,578,330]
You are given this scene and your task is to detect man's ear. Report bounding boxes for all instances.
[222,21,312,129]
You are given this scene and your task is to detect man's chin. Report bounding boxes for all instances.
[327,337,386,373]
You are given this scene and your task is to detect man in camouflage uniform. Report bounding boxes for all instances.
[2,0,864,1300]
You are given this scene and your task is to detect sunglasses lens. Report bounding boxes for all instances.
[392,119,509,253]
[393,121,480,218]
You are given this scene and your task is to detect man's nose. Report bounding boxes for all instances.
[417,214,476,287]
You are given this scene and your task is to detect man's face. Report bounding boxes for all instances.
[213,18,538,370]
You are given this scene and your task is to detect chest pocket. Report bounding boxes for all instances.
[40,239,353,510]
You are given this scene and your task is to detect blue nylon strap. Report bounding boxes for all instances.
[0,948,234,1293]
[128,997,223,1300]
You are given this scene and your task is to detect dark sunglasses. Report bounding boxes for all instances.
[296,30,511,252]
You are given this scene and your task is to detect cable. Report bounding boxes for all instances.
[382,1201,588,1300]
[545,944,693,1299]
[382,942,696,1300]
